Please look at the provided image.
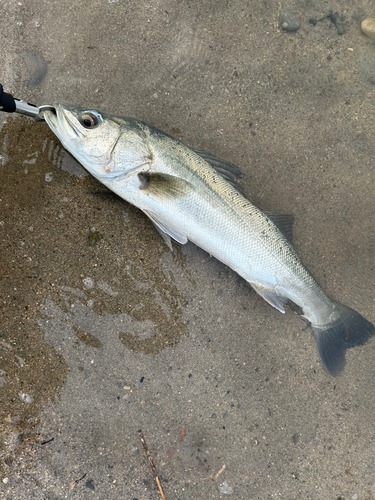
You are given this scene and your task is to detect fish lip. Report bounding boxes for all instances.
[44,106,61,140]
[44,103,82,145]
[44,103,70,144]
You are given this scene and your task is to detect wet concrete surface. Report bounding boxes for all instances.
[1,0,375,498]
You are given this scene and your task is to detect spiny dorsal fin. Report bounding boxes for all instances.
[263,211,294,244]
[138,172,192,200]
[192,149,245,194]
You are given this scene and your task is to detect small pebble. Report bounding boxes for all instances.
[219,480,233,495]
[279,11,301,32]
[82,277,94,289]
[18,392,33,404]
[361,18,375,40]
[15,355,25,367]
[88,231,100,247]
[31,266,40,278]
[292,433,299,444]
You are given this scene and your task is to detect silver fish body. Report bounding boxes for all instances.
[45,104,374,375]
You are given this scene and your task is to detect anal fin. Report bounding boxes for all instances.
[250,283,287,313]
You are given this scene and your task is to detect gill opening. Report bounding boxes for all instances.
[104,130,123,174]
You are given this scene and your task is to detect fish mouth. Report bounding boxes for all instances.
[44,104,86,146]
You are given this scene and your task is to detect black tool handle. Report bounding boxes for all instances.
[0,83,16,113]
[0,83,43,119]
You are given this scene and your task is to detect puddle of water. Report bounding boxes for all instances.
[40,257,188,356]
[0,116,191,473]
[0,117,87,208]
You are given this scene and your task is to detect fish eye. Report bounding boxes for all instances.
[80,111,102,129]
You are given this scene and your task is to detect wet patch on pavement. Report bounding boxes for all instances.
[0,116,190,476]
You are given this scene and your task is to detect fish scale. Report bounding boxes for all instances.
[44,103,374,376]
[150,136,313,294]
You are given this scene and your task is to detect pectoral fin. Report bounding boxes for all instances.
[250,283,288,313]
[138,172,192,199]
[143,210,188,250]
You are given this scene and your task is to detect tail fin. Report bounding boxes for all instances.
[312,302,374,376]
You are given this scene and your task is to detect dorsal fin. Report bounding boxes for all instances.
[192,149,244,194]
[263,211,294,244]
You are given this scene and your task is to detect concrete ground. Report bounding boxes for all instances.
[1,0,375,498]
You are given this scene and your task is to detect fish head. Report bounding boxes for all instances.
[44,104,151,181]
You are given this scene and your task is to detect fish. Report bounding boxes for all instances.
[44,103,374,376]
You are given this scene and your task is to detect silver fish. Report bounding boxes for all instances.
[45,104,374,375]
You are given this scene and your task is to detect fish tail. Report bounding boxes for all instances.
[312,302,374,376]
